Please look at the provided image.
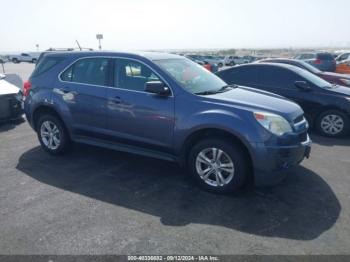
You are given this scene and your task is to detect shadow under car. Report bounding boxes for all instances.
[16,144,341,240]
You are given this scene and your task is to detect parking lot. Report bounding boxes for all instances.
[1,64,350,255]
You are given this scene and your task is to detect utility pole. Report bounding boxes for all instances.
[96,34,103,50]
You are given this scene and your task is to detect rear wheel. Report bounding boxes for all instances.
[36,114,71,155]
[188,139,248,194]
[12,58,19,63]
[316,109,350,137]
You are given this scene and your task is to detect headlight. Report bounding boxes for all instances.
[340,78,350,86]
[254,112,292,136]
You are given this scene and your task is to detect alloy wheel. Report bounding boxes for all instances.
[40,120,61,150]
[195,147,235,187]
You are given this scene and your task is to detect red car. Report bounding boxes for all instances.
[259,58,350,87]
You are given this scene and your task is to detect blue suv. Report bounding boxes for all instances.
[24,51,311,193]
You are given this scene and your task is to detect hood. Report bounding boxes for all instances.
[325,85,350,97]
[0,79,20,95]
[202,86,304,121]
[322,72,350,79]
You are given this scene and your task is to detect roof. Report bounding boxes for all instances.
[42,50,181,61]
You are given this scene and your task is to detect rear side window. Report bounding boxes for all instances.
[31,56,63,77]
[317,53,334,60]
[224,66,260,85]
[61,58,110,86]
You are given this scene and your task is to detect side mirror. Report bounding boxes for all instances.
[295,81,311,91]
[144,81,170,96]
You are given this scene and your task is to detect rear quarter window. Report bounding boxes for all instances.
[31,56,64,77]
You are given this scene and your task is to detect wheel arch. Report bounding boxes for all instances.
[32,105,69,134]
[313,105,349,127]
[180,128,254,178]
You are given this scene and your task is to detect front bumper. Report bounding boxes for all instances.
[0,94,23,122]
[251,134,312,186]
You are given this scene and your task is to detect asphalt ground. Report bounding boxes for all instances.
[0,63,349,255]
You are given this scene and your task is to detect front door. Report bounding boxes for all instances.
[106,58,175,152]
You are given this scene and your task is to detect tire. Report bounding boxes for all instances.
[188,139,248,194]
[32,59,37,63]
[36,114,71,155]
[12,58,19,64]
[316,109,350,137]
[218,63,223,68]
[229,61,235,66]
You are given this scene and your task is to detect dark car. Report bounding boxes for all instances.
[216,63,350,137]
[24,51,311,193]
[0,74,23,123]
[259,58,350,87]
[294,52,336,72]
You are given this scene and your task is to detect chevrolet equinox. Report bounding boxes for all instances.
[24,51,311,193]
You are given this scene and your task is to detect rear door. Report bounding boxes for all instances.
[105,58,175,151]
[54,57,112,137]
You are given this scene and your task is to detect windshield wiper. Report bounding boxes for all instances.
[195,84,238,96]
[217,84,238,92]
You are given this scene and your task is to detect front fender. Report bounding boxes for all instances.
[174,108,262,155]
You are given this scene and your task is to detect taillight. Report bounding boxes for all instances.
[313,59,321,64]
[23,81,32,97]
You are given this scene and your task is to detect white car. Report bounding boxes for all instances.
[335,52,350,64]
[0,74,23,122]
[7,52,40,64]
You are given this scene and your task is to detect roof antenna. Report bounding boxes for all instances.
[76,40,82,51]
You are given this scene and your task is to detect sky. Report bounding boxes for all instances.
[1,0,350,52]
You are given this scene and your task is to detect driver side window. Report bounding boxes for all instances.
[115,59,160,92]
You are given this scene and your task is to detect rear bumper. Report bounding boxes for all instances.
[250,134,312,187]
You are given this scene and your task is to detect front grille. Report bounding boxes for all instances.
[0,95,22,120]
[294,114,304,124]
[0,97,10,119]
[299,131,308,142]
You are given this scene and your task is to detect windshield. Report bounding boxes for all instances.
[154,58,227,94]
[297,60,322,74]
[293,67,333,89]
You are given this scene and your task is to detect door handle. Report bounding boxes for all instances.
[59,88,70,94]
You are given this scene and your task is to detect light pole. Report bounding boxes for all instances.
[96,34,103,50]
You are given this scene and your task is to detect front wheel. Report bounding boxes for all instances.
[188,139,248,194]
[37,114,71,155]
[316,110,350,137]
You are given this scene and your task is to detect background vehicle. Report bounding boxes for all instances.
[23,51,310,193]
[7,53,40,63]
[201,55,224,67]
[224,56,249,66]
[0,74,23,122]
[259,58,350,87]
[0,55,9,64]
[335,52,350,63]
[294,52,336,72]
[216,63,350,137]
[336,61,350,74]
